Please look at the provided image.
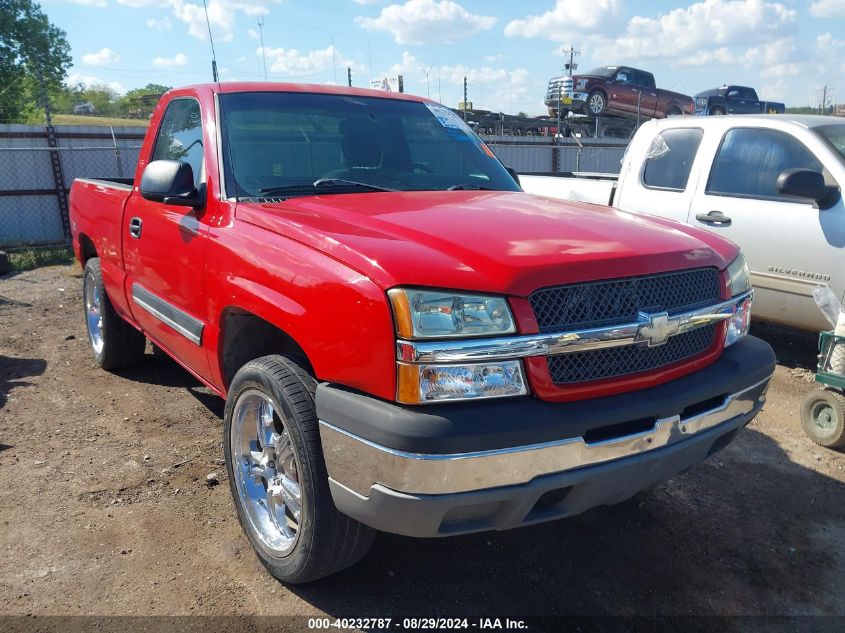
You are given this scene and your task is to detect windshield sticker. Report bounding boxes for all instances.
[426,103,473,132]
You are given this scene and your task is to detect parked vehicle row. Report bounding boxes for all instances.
[545,64,784,126]
[521,115,845,332]
[70,82,775,583]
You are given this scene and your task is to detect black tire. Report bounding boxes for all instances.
[224,355,375,583]
[667,106,683,116]
[82,257,145,370]
[710,107,725,116]
[801,388,845,449]
[587,90,607,116]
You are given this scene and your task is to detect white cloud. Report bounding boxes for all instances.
[484,54,505,63]
[261,45,364,77]
[153,53,189,68]
[146,16,173,29]
[352,0,383,4]
[505,0,621,40]
[66,73,127,95]
[70,0,107,7]
[81,48,120,66]
[597,0,796,61]
[247,28,260,39]
[356,0,496,45]
[116,0,276,42]
[809,0,845,17]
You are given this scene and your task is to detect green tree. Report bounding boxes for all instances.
[0,0,71,123]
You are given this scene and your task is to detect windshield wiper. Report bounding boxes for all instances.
[313,178,397,192]
[447,183,496,191]
[258,179,397,198]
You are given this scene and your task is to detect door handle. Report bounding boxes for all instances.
[128,217,143,239]
[695,210,732,226]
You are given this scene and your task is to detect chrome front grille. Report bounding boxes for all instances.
[529,268,721,333]
[547,324,718,384]
[529,268,722,385]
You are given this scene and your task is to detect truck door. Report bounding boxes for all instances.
[633,70,658,118]
[610,68,639,114]
[123,97,212,380]
[689,126,843,331]
[727,87,757,114]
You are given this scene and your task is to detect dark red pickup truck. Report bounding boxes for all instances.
[546,66,694,119]
[69,82,774,583]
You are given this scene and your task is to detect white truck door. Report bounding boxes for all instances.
[688,126,843,332]
[614,125,706,224]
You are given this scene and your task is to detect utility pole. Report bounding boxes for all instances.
[257,17,268,81]
[820,84,829,115]
[562,44,580,74]
[463,75,468,121]
[347,67,352,87]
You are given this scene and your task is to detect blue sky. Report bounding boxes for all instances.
[42,0,845,114]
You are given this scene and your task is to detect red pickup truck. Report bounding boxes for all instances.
[70,83,775,583]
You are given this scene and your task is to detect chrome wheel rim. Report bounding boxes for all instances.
[231,389,302,556]
[589,93,605,114]
[84,272,104,355]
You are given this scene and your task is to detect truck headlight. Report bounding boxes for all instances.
[725,254,752,347]
[397,361,527,404]
[727,254,751,296]
[388,288,516,339]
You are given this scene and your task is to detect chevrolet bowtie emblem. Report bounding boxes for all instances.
[636,311,680,347]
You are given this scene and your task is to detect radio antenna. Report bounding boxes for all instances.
[201,0,239,203]
[202,0,219,82]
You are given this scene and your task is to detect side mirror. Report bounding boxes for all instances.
[140,160,204,207]
[776,168,839,208]
[505,166,521,187]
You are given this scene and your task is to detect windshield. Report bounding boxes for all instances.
[815,124,845,165]
[585,67,618,77]
[219,92,520,199]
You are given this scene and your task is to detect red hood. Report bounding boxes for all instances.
[235,191,738,296]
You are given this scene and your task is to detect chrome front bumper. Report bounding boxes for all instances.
[319,377,769,497]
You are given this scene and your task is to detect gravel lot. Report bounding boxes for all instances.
[1,264,845,620]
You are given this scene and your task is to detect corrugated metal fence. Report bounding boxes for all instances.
[0,124,145,248]
[0,126,627,249]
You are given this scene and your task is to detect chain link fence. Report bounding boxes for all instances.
[0,124,144,249]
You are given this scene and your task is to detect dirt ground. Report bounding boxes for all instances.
[2,264,845,621]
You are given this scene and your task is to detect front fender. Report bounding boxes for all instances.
[204,220,397,401]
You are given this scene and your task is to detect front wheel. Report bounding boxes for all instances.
[224,355,375,583]
[587,91,607,116]
[801,388,845,448]
[710,107,725,116]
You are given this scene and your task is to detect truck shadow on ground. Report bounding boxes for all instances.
[113,349,225,418]
[0,355,47,410]
[291,428,845,617]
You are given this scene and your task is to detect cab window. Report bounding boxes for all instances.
[641,128,704,191]
[707,128,823,201]
[151,98,204,188]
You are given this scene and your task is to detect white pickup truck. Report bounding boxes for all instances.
[522,115,845,332]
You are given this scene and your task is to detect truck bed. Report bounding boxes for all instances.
[520,173,616,206]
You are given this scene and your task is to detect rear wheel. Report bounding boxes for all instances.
[667,106,683,116]
[224,355,375,583]
[710,106,725,116]
[801,388,845,448]
[587,91,607,116]
[82,257,145,370]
